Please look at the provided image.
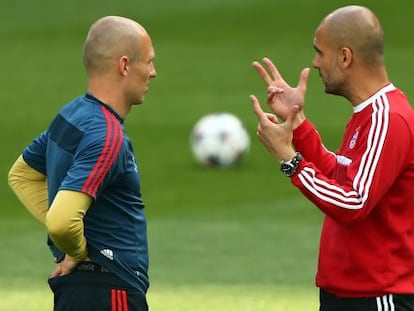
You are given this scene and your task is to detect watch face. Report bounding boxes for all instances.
[280,153,302,177]
[281,162,295,176]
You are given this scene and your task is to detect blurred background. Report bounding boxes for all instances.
[1,0,413,310]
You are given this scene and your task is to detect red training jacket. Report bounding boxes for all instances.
[292,83,414,297]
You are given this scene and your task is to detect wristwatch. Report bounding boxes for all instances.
[280,152,303,177]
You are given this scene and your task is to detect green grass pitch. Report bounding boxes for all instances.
[1,0,413,310]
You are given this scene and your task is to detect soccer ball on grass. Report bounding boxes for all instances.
[190,113,250,167]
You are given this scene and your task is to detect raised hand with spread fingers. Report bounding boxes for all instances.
[252,57,309,129]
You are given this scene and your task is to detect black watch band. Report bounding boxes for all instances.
[280,152,303,177]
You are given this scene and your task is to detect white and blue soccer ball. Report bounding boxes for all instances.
[190,113,250,167]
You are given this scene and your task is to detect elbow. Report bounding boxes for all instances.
[8,155,23,190]
[8,166,18,191]
[328,208,369,227]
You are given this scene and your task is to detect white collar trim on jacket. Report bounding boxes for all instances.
[353,83,396,113]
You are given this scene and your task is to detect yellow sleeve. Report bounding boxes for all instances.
[8,155,48,224]
[46,190,93,261]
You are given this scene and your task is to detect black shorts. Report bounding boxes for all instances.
[48,262,148,311]
[320,288,414,311]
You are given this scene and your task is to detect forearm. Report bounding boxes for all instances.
[293,119,336,176]
[8,155,48,224]
[46,190,92,261]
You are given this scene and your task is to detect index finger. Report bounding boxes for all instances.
[249,95,267,121]
[263,57,283,83]
[252,61,273,86]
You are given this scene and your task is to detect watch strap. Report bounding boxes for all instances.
[280,152,303,177]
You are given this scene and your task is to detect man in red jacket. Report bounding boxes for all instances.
[250,5,414,310]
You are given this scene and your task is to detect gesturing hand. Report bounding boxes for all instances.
[249,94,299,161]
[252,57,309,128]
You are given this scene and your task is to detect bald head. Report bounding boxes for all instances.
[83,16,148,76]
[321,5,384,66]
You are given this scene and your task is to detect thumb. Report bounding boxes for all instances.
[297,68,310,93]
[49,265,62,278]
[265,113,280,124]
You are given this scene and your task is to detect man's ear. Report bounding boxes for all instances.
[118,56,130,76]
[339,47,353,68]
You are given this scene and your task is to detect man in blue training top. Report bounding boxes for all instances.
[8,16,157,311]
